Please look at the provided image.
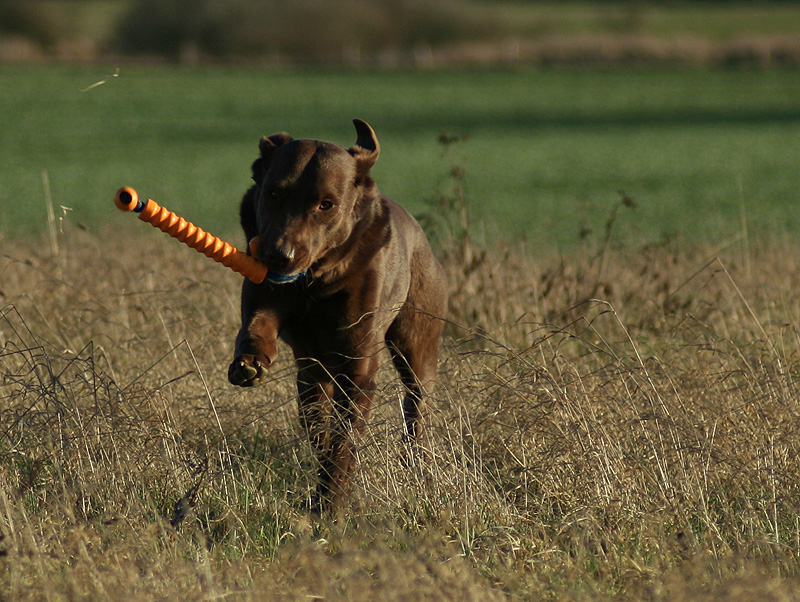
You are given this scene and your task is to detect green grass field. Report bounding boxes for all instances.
[2,64,800,249]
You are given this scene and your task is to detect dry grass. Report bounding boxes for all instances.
[3,221,800,601]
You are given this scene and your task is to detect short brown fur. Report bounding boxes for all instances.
[229,119,447,512]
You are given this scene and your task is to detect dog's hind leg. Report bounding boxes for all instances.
[386,305,444,445]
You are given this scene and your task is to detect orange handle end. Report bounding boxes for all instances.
[115,187,141,212]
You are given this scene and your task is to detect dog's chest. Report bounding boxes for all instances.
[277,277,399,358]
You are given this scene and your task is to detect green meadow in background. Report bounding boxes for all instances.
[1,64,798,249]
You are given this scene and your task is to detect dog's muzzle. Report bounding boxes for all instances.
[249,237,308,284]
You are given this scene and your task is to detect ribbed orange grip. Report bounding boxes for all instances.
[115,187,267,284]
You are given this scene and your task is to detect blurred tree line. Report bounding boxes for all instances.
[0,0,508,61]
[2,0,800,65]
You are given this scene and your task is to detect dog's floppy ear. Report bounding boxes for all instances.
[251,132,293,182]
[259,132,293,157]
[348,119,380,175]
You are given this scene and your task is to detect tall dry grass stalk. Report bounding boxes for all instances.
[3,222,800,600]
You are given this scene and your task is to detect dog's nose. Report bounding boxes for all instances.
[264,245,295,272]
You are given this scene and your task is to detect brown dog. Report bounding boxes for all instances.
[228,119,447,512]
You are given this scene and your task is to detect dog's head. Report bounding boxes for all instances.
[242,119,381,283]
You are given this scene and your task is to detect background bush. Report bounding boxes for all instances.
[115,0,505,62]
[0,0,59,48]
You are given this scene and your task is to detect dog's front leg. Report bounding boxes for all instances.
[229,281,281,387]
[228,310,280,386]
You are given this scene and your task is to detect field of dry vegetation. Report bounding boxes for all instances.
[3,215,800,600]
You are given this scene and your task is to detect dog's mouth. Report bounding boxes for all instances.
[261,255,312,285]
[249,237,311,285]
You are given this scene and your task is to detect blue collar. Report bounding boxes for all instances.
[265,270,308,285]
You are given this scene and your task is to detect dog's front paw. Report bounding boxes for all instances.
[228,355,268,387]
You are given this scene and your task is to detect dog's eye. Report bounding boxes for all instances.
[319,200,334,211]
[266,188,279,200]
